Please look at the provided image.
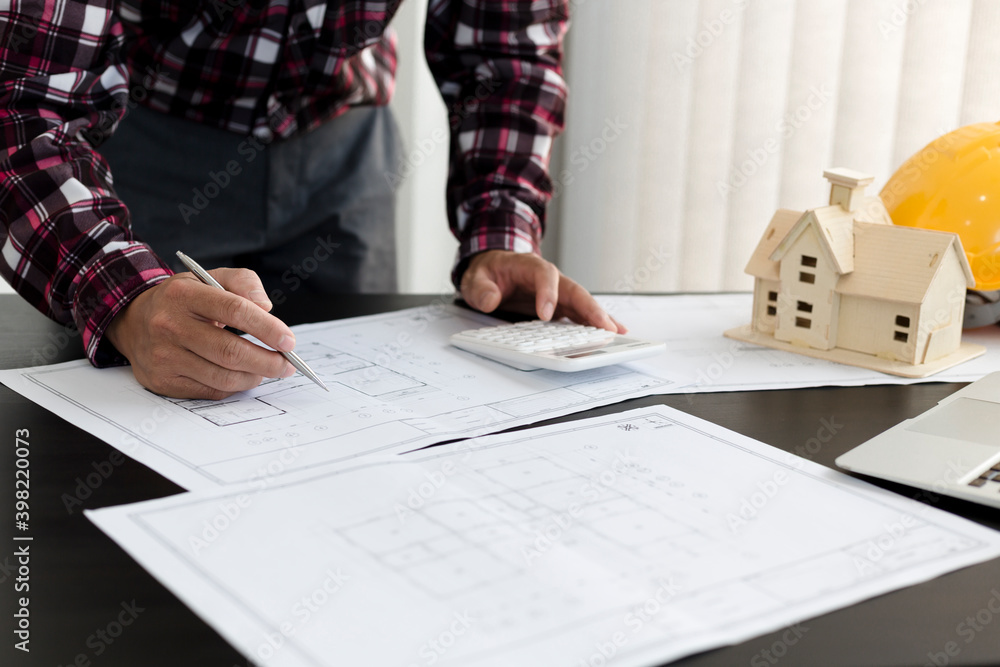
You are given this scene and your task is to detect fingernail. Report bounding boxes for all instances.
[541,301,555,321]
[279,334,296,352]
[474,288,494,308]
[249,289,271,306]
[280,363,296,378]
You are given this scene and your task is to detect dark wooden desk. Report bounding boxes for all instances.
[1,293,998,667]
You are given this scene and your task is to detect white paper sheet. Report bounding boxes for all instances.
[601,293,1000,392]
[0,305,681,490]
[6,295,999,491]
[87,406,1000,667]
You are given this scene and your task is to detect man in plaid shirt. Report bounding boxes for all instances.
[0,1,621,399]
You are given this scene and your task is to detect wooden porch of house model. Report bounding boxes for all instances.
[724,167,985,378]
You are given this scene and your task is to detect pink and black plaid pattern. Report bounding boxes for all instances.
[426,0,569,284]
[0,0,569,367]
[113,0,401,138]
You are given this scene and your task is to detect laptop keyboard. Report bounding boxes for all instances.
[968,463,1000,488]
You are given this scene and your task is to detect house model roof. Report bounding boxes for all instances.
[838,222,974,302]
[744,209,801,281]
[744,170,975,304]
[772,205,856,274]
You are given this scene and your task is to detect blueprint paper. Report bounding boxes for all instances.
[0,305,682,490]
[599,293,1000,392]
[7,295,998,491]
[87,406,1000,667]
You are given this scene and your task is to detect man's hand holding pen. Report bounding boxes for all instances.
[105,267,299,400]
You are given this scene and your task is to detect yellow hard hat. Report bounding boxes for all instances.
[881,121,1000,291]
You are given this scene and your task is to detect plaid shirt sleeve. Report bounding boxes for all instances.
[424,0,569,287]
[0,1,172,367]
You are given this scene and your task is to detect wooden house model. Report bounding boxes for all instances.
[724,168,985,377]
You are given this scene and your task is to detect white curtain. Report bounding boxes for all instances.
[390,0,455,295]
[550,0,1000,293]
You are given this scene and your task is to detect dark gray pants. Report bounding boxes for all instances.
[99,104,400,300]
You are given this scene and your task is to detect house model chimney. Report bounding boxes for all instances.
[823,167,874,213]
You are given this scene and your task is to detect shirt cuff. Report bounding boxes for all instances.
[452,207,543,289]
[72,244,173,367]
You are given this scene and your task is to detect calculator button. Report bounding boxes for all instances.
[450,320,664,371]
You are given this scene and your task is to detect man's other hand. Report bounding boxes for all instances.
[105,268,297,399]
[460,250,626,333]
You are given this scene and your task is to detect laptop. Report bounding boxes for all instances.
[836,372,1000,509]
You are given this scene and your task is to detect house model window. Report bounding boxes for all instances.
[727,167,985,378]
[894,315,911,343]
[766,291,777,316]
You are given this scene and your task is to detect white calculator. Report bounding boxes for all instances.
[449,321,665,371]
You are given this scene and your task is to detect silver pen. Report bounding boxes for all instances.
[175,251,329,392]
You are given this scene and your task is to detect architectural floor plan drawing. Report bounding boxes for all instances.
[0,305,680,489]
[87,406,1000,667]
